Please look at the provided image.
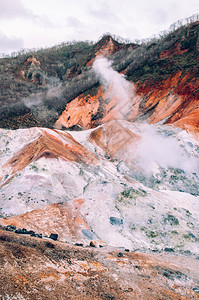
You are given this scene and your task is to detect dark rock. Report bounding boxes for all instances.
[0,235,12,242]
[31,232,42,238]
[117,252,123,257]
[30,231,36,236]
[164,248,175,252]
[15,228,37,235]
[156,266,188,281]
[75,243,83,247]
[164,214,179,226]
[15,228,28,234]
[110,217,123,226]
[90,241,96,248]
[123,288,133,293]
[193,287,199,294]
[49,233,58,241]
[27,230,35,235]
[125,249,130,252]
[4,225,16,232]
[45,241,55,248]
[163,272,170,278]
[36,233,42,238]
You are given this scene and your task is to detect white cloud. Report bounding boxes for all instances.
[0,0,30,18]
[0,0,52,27]
[66,17,83,29]
[0,0,198,53]
[89,1,121,23]
[147,8,168,24]
[0,31,24,53]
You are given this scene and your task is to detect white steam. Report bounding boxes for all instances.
[136,124,199,174]
[93,56,134,118]
[23,77,63,124]
[23,92,43,108]
[23,77,62,108]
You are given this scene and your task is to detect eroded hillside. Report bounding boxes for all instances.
[0,17,199,300]
[0,20,198,133]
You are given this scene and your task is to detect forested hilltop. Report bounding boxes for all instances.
[0,15,198,129]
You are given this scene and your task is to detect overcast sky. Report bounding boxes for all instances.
[0,0,198,54]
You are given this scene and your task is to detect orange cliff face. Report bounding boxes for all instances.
[133,71,199,126]
[55,87,104,130]
[56,70,199,138]
[55,24,199,134]
[55,84,135,130]
[1,22,198,132]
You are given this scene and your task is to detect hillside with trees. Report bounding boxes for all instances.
[0,15,198,129]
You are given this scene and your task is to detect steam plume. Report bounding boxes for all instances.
[93,56,134,118]
[136,124,199,174]
[23,77,63,127]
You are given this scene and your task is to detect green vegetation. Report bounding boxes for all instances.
[164,214,179,226]
[132,166,199,196]
[31,165,39,172]
[0,16,198,129]
[117,188,147,202]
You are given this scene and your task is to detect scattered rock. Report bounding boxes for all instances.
[45,241,55,248]
[90,241,96,248]
[15,228,28,234]
[27,230,35,235]
[29,231,36,236]
[118,252,123,257]
[110,217,123,226]
[123,288,134,293]
[193,287,199,294]
[125,249,130,252]
[156,266,188,281]
[135,265,142,270]
[164,248,175,252]
[164,214,179,226]
[31,232,42,238]
[75,243,84,247]
[3,226,43,239]
[4,225,16,232]
[49,233,58,241]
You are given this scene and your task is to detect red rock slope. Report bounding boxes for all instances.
[56,69,199,137]
[56,22,199,136]
[0,128,98,187]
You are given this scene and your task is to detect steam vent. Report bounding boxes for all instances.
[0,18,199,299]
